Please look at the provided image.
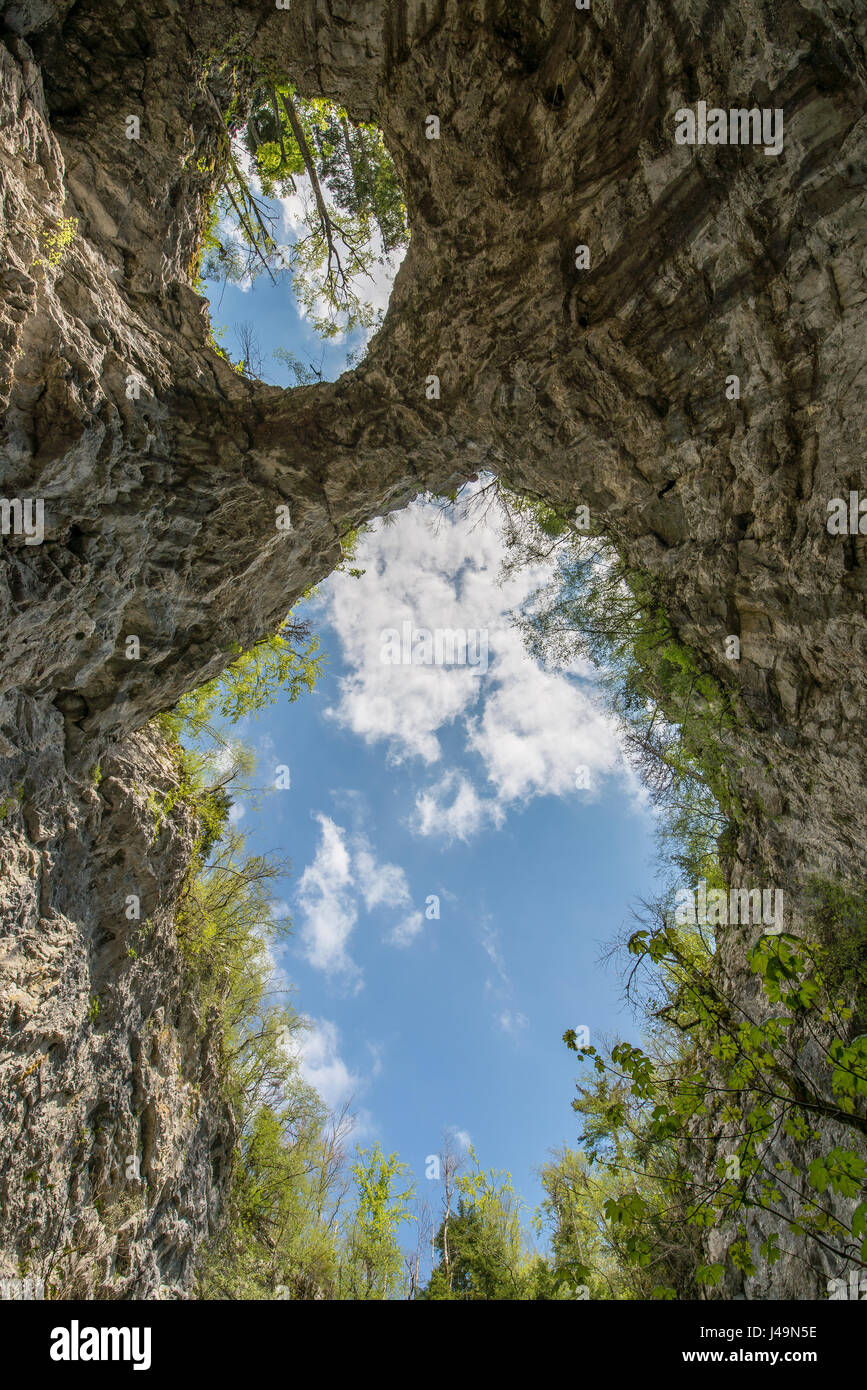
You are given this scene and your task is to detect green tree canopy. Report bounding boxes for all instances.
[338,1143,415,1300]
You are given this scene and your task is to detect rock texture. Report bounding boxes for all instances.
[0,0,865,1297]
[0,716,233,1297]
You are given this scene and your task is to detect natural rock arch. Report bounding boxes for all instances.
[0,0,865,1297]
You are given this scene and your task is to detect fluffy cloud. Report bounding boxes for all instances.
[275,1011,387,1144]
[295,813,426,984]
[355,846,411,913]
[413,771,504,842]
[296,814,358,985]
[388,911,424,948]
[447,1127,472,1153]
[292,1017,361,1111]
[465,649,620,803]
[315,489,633,841]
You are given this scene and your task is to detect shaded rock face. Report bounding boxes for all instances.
[0,0,864,1297]
[0,716,234,1297]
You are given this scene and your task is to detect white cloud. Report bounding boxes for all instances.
[388,910,424,948]
[447,1127,472,1153]
[296,814,360,988]
[498,1009,529,1036]
[355,846,411,912]
[464,642,620,804]
[413,771,503,842]
[315,487,633,840]
[295,813,427,983]
[292,1017,361,1111]
[281,1018,377,1140]
[210,746,237,777]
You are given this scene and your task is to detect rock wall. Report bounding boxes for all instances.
[0,713,233,1297]
[0,0,865,1296]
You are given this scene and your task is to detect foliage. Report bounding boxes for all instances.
[37,216,78,268]
[190,831,351,1300]
[197,72,408,339]
[156,601,426,1302]
[503,493,867,1296]
[421,1148,558,1300]
[536,1146,641,1299]
[338,1144,415,1299]
[163,483,865,1301]
[805,876,867,1029]
[563,914,867,1293]
[139,600,353,1300]
[146,614,321,855]
[502,493,735,869]
[159,616,322,740]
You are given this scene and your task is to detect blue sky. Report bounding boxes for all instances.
[201,197,661,1260]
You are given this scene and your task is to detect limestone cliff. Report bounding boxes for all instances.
[0,0,865,1297]
[0,712,233,1296]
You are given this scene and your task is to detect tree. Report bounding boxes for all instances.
[564,893,867,1297]
[159,607,356,1303]
[339,1143,415,1299]
[166,614,322,736]
[422,1148,540,1300]
[188,822,358,1301]
[436,1128,465,1291]
[233,320,265,379]
[201,78,409,338]
[536,1146,635,1300]
[404,1198,433,1299]
[507,498,867,1296]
